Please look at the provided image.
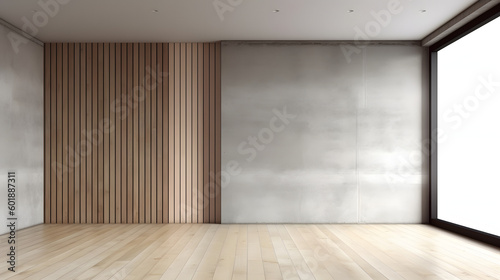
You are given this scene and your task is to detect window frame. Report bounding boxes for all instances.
[429,3,500,247]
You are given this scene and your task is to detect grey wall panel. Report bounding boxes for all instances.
[0,25,44,234]
[222,42,426,223]
[358,45,427,223]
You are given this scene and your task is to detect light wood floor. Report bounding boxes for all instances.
[1,224,499,279]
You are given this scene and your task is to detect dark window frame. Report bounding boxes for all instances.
[429,3,500,247]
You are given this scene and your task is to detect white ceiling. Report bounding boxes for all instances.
[0,0,478,42]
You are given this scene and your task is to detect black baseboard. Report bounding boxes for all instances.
[431,219,500,248]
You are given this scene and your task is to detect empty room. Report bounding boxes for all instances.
[1,0,500,279]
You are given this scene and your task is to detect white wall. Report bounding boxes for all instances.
[222,42,428,223]
[0,25,44,234]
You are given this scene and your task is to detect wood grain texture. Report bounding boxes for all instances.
[74,43,80,224]
[4,224,500,279]
[68,43,75,224]
[56,43,63,224]
[50,43,57,224]
[79,43,86,224]
[44,43,220,223]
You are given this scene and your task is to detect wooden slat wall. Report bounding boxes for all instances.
[44,42,221,224]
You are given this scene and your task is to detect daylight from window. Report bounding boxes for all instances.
[438,16,500,236]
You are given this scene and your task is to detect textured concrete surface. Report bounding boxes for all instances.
[0,25,44,234]
[221,42,428,223]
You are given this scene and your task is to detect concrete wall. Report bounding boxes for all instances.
[221,42,428,223]
[0,25,44,234]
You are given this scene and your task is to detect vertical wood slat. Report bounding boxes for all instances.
[151,43,157,224]
[110,43,116,224]
[180,42,186,224]
[133,43,139,223]
[74,43,80,224]
[139,43,145,224]
[197,43,204,223]
[127,43,133,224]
[174,43,181,223]
[50,43,57,224]
[191,43,197,223]
[68,43,75,224]
[145,43,151,223]
[80,43,86,224]
[203,43,210,223]
[168,44,175,223]
[186,43,192,223]
[44,42,220,224]
[44,44,51,223]
[115,44,121,224]
[162,43,169,223]
[215,42,222,224]
[92,43,98,224]
[62,43,68,224]
[104,43,110,224]
[57,42,63,224]
[87,43,93,223]
[157,43,164,223]
[98,43,104,224]
[209,43,216,224]
[121,44,127,223]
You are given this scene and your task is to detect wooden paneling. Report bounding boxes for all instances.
[44,42,221,224]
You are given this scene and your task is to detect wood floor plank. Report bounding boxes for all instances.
[257,225,282,279]
[139,225,206,279]
[137,225,205,279]
[69,229,148,279]
[72,225,169,280]
[191,225,229,279]
[4,226,110,279]
[28,226,136,280]
[108,225,190,280]
[66,225,153,279]
[176,225,218,279]
[51,225,146,279]
[306,225,373,280]
[231,224,248,280]
[247,224,265,280]
[325,225,403,280]
[2,224,500,279]
[267,225,299,280]
[212,225,239,280]
[285,225,332,279]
